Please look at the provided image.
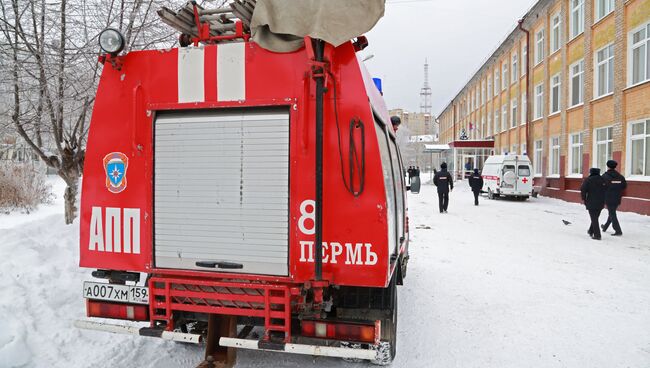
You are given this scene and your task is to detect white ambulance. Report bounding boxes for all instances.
[481,155,534,200]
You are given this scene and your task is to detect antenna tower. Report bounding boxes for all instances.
[420,59,432,132]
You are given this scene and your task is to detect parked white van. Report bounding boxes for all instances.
[481,155,534,200]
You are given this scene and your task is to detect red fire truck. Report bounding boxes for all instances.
[76,2,420,366]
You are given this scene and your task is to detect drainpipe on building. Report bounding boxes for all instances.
[518,18,530,156]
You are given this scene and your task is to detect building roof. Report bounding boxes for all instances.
[409,135,435,143]
[423,144,450,152]
[449,140,495,148]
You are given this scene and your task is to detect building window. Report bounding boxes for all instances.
[595,44,614,97]
[495,109,500,134]
[629,23,650,86]
[535,28,545,65]
[502,104,508,132]
[502,62,509,90]
[595,0,615,22]
[570,59,584,106]
[481,116,486,138]
[512,145,518,154]
[550,73,561,114]
[549,137,560,176]
[569,133,584,175]
[522,143,527,155]
[511,98,518,128]
[551,13,561,53]
[594,126,613,172]
[522,44,528,76]
[482,80,486,105]
[494,69,500,95]
[629,119,650,176]
[487,113,492,136]
[534,140,543,175]
[488,76,493,99]
[571,0,585,39]
[534,83,544,120]
[521,92,527,125]
[512,52,519,81]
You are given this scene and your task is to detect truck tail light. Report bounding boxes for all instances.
[87,300,149,321]
[301,320,380,344]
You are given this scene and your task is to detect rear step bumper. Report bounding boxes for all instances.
[75,320,378,361]
[74,320,202,344]
[219,337,377,360]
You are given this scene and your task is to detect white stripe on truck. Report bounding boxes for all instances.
[178,48,205,103]
[217,43,246,101]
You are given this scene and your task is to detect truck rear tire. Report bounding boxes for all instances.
[371,279,397,365]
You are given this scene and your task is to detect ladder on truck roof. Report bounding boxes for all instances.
[158,0,257,44]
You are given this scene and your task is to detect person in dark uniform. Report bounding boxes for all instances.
[406,166,414,185]
[601,160,627,236]
[468,168,484,206]
[390,116,401,132]
[433,162,453,213]
[580,168,608,240]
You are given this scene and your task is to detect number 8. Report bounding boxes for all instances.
[298,200,315,235]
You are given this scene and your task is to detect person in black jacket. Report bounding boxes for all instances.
[433,162,453,213]
[601,160,627,236]
[390,116,401,132]
[580,168,608,240]
[468,168,484,206]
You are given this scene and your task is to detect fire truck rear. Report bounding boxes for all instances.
[76,1,420,366]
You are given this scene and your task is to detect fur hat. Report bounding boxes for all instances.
[606,160,617,169]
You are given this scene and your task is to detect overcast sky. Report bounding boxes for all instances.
[364,0,536,116]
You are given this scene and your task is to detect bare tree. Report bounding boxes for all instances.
[0,0,203,223]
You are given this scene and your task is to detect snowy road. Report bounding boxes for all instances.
[1,180,649,367]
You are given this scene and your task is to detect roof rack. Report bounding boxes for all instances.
[158,1,256,45]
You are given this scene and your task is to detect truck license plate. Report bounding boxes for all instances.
[83,281,149,305]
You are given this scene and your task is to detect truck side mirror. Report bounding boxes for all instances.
[409,176,421,194]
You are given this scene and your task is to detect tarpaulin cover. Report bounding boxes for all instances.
[250,0,385,52]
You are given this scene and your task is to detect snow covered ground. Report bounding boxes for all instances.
[1,178,649,368]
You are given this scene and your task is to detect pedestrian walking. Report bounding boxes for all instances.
[580,168,608,240]
[601,160,627,236]
[433,162,453,213]
[468,168,484,206]
[390,116,401,132]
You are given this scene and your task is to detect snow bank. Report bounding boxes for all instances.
[1,179,649,367]
[0,177,64,230]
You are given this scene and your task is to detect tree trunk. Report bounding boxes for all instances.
[63,178,79,225]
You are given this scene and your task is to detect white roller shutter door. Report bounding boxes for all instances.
[154,108,289,275]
